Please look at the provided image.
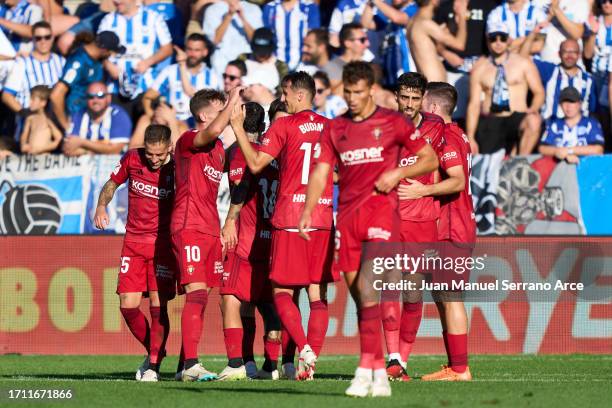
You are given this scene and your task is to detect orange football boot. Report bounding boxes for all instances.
[421,365,472,381]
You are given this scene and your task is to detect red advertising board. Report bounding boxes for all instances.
[1,236,610,355]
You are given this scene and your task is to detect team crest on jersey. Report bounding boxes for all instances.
[372,128,382,140]
[187,265,195,275]
[411,129,421,140]
[310,114,314,121]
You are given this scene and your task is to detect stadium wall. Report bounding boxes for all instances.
[1,236,610,355]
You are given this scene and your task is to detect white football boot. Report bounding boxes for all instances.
[345,369,373,398]
[140,369,160,382]
[217,365,247,381]
[371,375,392,397]
[135,356,149,380]
[297,345,317,381]
[181,363,218,382]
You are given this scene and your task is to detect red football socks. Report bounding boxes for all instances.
[381,301,401,356]
[120,307,150,353]
[263,335,281,371]
[358,305,384,369]
[399,301,423,363]
[446,333,468,373]
[241,316,256,363]
[149,306,170,364]
[224,327,243,363]
[181,289,208,360]
[307,300,328,356]
[274,292,307,351]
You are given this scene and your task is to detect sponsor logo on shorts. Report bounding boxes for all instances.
[229,168,243,178]
[441,151,458,162]
[187,265,195,275]
[214,261,224,274]
[203,164,223,183]
[130,179,173,199]
[367,227,391,241]
[292,193,332,205]
[339,147,384,166]
[399,156,417,167]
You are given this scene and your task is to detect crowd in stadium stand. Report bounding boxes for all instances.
[0,0,610,161]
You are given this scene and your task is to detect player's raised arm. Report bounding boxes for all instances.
[230,103,275,174]
[398,164,464,200]
[299,161,332,240]
[193,86,243,148]
[94,178,120,230]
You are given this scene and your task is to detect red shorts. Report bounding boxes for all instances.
[400,220,438,243]
[269,229,337,286]
[221,251,272,302]
[335,195,399,273]
[433,240,474,290]
[117,240,176,299]
[171,230,223,288]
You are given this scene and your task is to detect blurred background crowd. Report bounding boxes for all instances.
[0,0,609,163]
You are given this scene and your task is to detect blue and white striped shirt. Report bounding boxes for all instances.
[536,60,597,120]
[263,0,320,71]
[329,0,366,34]
[591,16,612,76]
[151,63,220,121]
[0,0,42,53]
[314,95,347,119]
[98,5,172,99]
[486,1,547,39]
[375,1,418,87]
[3,53,65,108]
[541,116,605,147]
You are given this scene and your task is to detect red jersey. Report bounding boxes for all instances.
[228,142,279,262]
[398,112,445,222]
[258,110,333,230]
[318,107,425,224]
[171,130,225,236]
[110,148,174,243]
[437,123,476,243]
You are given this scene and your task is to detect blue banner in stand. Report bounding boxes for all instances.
[0,154,92,234]
[1,153,612,235]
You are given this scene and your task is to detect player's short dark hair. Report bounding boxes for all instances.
[227,59,247,77]
[144,124,171,145]
[343,61,375,87]
[186,33,206,44]
[425,82,458,116]
[243,102,266,135]
[339,23,363,48]
[313,71,331,89]
[281,71,316,98]
[307,28,329,47]
[415,0,432,6]
[268,98,288,122]
[190,89,226,122]
[397,72,427,95]
[30,85,51,100]
[32,21,52,33]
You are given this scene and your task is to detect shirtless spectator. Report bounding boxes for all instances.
[19,85,62,155]
[130,97,187,149]
[466,22,545,155]
[408,0,468,82]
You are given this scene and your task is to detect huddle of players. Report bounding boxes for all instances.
[93,61,476,398]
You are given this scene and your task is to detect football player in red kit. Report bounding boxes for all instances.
[398,82,476,381]
[232,72,336,381]
[383,72,446,381]
[94,124,175,382]
[299,62,439,397]
[171,87,243,382]
[217,102,282,381]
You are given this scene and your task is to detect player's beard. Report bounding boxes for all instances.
[187,57,204,69]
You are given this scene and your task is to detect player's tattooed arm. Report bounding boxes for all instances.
[93,179,119,230]
[222,202,243,250]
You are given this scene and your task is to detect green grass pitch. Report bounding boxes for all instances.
[0,355,610,407]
